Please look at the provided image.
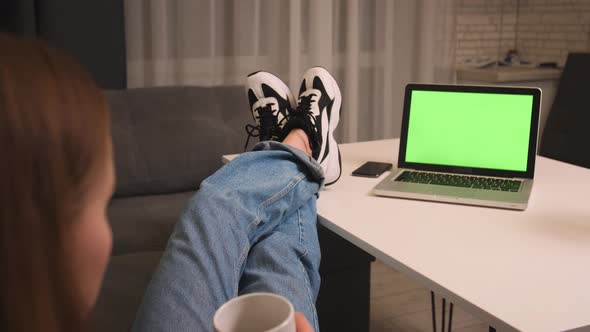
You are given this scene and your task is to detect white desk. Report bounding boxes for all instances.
[223,139,590,331]
[317,139,590,332]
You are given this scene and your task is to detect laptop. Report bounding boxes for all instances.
[373,84,541,210]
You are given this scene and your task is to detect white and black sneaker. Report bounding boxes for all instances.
[282,67,342,185]
[244,71,296,150]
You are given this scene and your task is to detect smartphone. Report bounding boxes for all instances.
[351,161,393,178]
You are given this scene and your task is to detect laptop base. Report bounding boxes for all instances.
[373,169,533,211]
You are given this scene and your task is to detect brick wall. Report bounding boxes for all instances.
[456,0,590,66]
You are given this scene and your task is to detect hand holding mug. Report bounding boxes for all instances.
[214,292,312,332]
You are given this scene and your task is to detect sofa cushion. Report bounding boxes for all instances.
[108,191,194,256]
[106,86,250,198]
[91,252,162,332]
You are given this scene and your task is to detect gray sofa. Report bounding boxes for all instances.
[91,86,374,331]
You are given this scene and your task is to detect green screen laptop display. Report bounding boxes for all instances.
[405,90,534,172]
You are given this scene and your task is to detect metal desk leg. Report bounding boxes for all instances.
[442,298,446,332]
[448,303,453,332]
[431,291,437,332]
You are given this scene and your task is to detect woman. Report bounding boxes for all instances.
[0,33,341,332]
[0,33,114,331]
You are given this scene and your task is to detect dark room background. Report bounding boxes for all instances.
[0,0,127,89]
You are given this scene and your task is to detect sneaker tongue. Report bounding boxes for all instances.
[299,89,322,117]
[253,97,283,122]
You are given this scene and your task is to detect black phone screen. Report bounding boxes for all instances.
[352,162,393,177]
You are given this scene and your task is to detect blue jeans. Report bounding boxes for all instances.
[132,142,324,332]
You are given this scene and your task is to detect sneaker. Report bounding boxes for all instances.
[282,67,342,185]
[244,71,296,149]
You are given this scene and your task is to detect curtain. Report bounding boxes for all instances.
[125,0,456,142]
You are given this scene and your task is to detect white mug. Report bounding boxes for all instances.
[213,292,296,332]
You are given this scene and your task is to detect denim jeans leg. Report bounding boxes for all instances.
[132,142,323,332]
[238,197,321,331]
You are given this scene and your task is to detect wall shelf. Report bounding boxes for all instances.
[456,67,561,83]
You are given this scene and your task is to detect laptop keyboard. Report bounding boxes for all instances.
[395,171,521,192]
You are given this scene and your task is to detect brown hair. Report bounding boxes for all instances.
[0,33,111,331]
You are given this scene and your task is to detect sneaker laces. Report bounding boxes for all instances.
[244,103,278,150]
[290,94,321,154]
